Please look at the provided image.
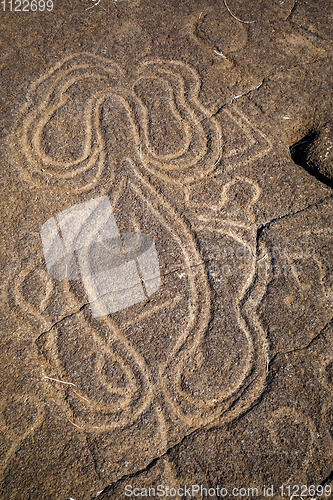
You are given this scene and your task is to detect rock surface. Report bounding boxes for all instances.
[306,123,333,182]
[0,0,332,499]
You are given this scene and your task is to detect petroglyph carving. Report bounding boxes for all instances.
[32,166,268,434]
[8,54,273,462]
[0,394,45,474]
[38,312,155,431]
[133,59,222,183]
[186,175,261,231]
[9,53,272,194]
[190,7,248,66]
[265,407,318,477]
[10,54,126,193]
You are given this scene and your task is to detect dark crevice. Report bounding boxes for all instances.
[34,301,90,343]
[254,192,333,254]
[285,0,298,21]
[89,429,197,499]
[290,133,333,189]
[268,317,333,372]
[290,131,316,166]
[89,455,161,499]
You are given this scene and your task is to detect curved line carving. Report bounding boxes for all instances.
[8,53,271,443]
[0,394,45,476]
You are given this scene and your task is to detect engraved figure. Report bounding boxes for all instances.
[6,54,274,478]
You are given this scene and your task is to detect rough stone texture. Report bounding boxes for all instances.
[306,123,333,181]
[0,0,332,499]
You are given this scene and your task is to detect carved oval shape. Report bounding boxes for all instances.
[134,77,190,159]
[37,312,154,431]
[133,60,222,184]
[9,53,125,194]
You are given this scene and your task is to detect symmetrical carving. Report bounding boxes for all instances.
[6,53,276,473]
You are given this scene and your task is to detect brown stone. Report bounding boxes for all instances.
[0,0,332,499]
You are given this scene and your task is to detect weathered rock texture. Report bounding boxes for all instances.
[0,0,332,499]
